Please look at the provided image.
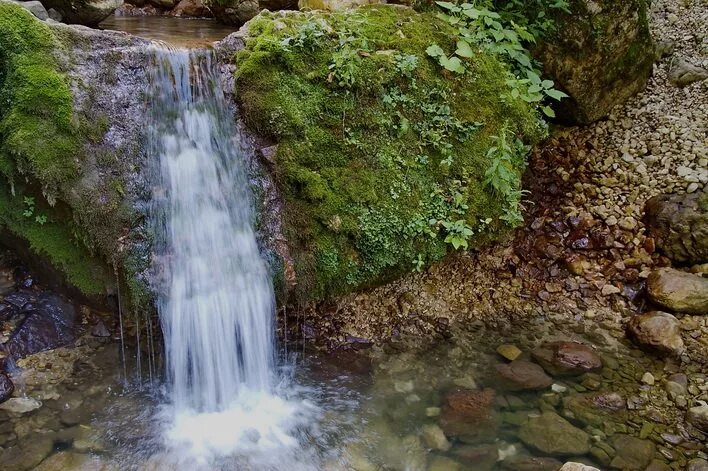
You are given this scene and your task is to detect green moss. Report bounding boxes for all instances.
[236,6,544,301]
[0,186,109,295]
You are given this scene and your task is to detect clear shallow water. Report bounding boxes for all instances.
[99,17,236,47]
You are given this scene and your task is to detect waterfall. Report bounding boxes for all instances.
[146,47,312,464]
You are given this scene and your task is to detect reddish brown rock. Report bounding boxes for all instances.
[626,311,685,357]
[532,342,602,376]
[439,388,499,444]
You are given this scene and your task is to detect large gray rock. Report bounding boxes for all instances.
[644,191,708,265]
[533,0,655,124]
[626,311,685,357]
[647,268,708,314]
[518,412,591,456]
[5,0,49,19]
[40,0,123,25]
[669,58,708,87]
[687,402,708,433]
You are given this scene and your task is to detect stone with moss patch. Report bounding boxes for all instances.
[233,5,545,301]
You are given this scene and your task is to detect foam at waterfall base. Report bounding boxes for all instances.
[160,388,320,467]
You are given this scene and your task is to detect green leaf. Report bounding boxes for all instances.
[545,88,569,100]
[435,1,459,11]
[440,55,465,73]
[426,44,444,58]
[455,40,474,58]
[542,105,556,117]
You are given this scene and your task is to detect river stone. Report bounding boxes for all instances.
[669,59,708,87]
[532,0,655,124]
[34,451,117,470]
[0,433,54,470]
[496,360,553,391]
[0,372,14,403]
[687,459,708,471]
[562,392,626,427]
[518,412,591,456]
[5,293,77,359]
[687,402,708,432]
[559,463,600,471]
[453,444,497,470]
[644,191,708,264]
[0,397,42,414]
[610,434,655,470]
[40,0,123,24]
[496,344,522,361]
[626,311,685,356]
[170,0,209,16]
[646,460,672,471]
[531,342,602,376]
[439,388,499,444]
[501,456,564,471]
[420,423,450,451]
[647,268,708,314]
[6,0,49,19]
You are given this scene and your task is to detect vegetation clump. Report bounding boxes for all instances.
[0,3,109,295]
[235,5,548,300]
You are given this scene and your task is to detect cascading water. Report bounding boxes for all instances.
[147,46,314,466]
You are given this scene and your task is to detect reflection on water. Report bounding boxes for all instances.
[99,16,237,48]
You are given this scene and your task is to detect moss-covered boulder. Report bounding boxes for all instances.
[230,5,545,301]
[0,2,151,303]
[40,0,123,25]
[529,0,655,124]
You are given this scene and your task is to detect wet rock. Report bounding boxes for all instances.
[687,459,708,471]
[0,397,42,414]
[439,388,499,444]
[34,451,116,471]
[626,311,685,357]
[518,412,591,456]
[562,392,626,427]
[0,433,54,470]
[7,0,49,19]
[170,0,208,16]
[646,268,708,314]
[420,424,450,451]
[559,463,600,471]
[668,59,708,87]
[496,360,553,391]
[5,293,77,360]
[501,456,564,471]
[644,191,708,265]
[609,434,655,470]
[687,402,708,432]
[531,342,602,376]
[453,444,497,470]
[496,344,522,361]
[428,455,462,471]
[41,0,123,24]
[646,460,672,471]
[665,373,688,397]
[0,372,14,403]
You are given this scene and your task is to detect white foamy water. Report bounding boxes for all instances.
[147,47,317,466]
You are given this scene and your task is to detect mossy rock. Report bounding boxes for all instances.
[528,0,656,124]
[234,5,545,301]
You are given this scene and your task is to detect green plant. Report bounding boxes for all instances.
[483,129,530,225]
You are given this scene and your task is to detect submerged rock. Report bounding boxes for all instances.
[647,268,708,314]
[495,360,553,391]
[559,463,600,471]
[517,412,591,456]
[439,388,499,444]
[533,0,655,124]
[0,397,42,414]
[644,191,708,265]
[501,456,564,471]
[609,434,655,470]
[626,311,685,357]
[531,342,602,376]
[562,391,626,427]
[0,434,55,470]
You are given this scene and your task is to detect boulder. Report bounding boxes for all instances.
[495,360,553,391]
[170,0,208,16]
[687,459,708,471]
[644,191,708,265]
[647,268,708,314]
[5,293,77,359]
[518,412,591,456]
[0,372,14,403]
[610,434,655,470]
[687,402,708,433]
[207,0,296,24]
[6,0,49,19]
[531,342,602,376]
[439,388,499,444]
[501,456,564,471]
[532,0,655,124]
[626,311,685,357]
[40,0,123,24]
